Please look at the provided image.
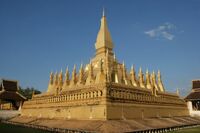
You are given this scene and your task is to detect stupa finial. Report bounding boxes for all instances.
[103,7,105,17]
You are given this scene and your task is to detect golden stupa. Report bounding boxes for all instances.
[22,10,189,120]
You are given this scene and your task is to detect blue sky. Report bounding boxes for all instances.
[0,0,200,96]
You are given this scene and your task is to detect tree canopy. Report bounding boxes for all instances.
[19,87,41,99]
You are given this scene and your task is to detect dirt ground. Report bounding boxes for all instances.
[9,116,200,133]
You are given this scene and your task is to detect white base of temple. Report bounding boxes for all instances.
[0,110,20,120]
[187,101,200,117]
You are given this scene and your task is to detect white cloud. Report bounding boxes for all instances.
[161,31,174,40]
[144,23,176,40]
[144,30,156,37]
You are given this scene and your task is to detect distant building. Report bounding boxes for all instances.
[0,79,26,110]
[185,80,200,116]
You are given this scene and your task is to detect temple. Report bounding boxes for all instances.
[185,80,200,116]
[21,11,189,120]
[0,79,26,110]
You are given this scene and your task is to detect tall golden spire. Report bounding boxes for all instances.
[70,65,77,86]
[95,9,114,56]
[54,71,58,86]
[77,64,85,85]
[146,69,152,89]
[138,67,145,88]
[47,71,54,93]
[86,61,95,85]
[58,69,63,87]
[121,61,129,85]
[151,71,159,91]
[64,67,70,87]
[157,70,165,92]
[49,71,54,85]
[130,65,138,87]
[95,59,106,84]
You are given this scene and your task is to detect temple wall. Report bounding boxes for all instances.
[21,101,189,120]
[21,104,107,120]
[21,85,190,120]
[107,103,189,120]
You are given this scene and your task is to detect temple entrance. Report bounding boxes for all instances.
[0,99,22,110]
[192,100,200,111]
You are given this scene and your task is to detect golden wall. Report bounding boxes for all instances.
[22,83,189,120]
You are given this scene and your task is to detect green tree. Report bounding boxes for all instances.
[18,86,41,99]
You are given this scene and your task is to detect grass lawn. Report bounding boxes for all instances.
[172,126,200,133]
[0,122,50,133]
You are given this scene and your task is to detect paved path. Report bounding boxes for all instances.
[0,110,20,120]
